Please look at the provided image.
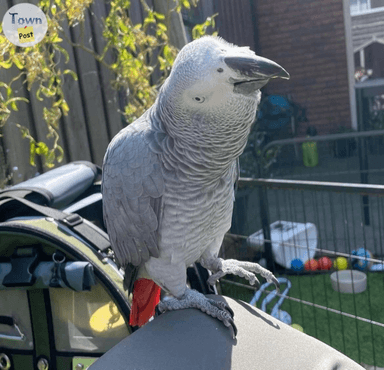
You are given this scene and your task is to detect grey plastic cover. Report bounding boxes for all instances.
[0,261,96,291]
[89,295,364,370]
[11,162,97,208]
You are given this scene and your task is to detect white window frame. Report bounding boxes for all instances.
[351,0,384,16]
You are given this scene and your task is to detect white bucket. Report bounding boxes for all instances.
[330,270,367,293]
[248,220,318,269]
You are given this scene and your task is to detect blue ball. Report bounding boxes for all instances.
[291,258,304,272]
[352,248,372,271]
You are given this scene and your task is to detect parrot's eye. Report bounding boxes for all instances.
[193,96,205,103]
[217,68,224,73]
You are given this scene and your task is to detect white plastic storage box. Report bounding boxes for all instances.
[247,221,318,269]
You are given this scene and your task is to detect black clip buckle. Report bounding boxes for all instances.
[62,213,83,227]
[2,247,39,287]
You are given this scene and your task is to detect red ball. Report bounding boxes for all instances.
[304,259,318,271]
[318,256,332,270]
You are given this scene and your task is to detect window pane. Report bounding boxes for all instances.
[0,290,34,350]
[50,283,129,352]
[350,0,359,14]
[371,0,384,8]
[360,0,370,11]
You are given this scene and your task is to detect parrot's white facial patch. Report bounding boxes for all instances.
[178,50,245,110]
[182,74,234,111]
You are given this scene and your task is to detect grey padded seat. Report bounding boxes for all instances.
[89,295,364,370]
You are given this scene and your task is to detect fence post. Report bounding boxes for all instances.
[257,165,275,272]
[356,87,370,226]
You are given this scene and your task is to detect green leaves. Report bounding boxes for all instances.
[0,83,29,127]
[29,140,63,168]
[163,45,175,65]
[13,56,25,70]
[14,124,61,168]
[0,60,13,69]
[153,12,165,20]
[52,44,70,63]
[35,142,49,156]
[0,0,217,172]
[118,20,129,33]
[63,69,78,81]
[192,14,218,40]
[0,0,77,169]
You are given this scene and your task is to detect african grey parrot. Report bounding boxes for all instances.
[102,36,289,336]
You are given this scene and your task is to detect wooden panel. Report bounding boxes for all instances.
[56,16,93,163]
[129,0,145,25]
[1,0,38,183]
[0,74,38,183]
[71,8,110,165]
[12,0,62,170]
[90,0,124,140]
[153,0,188,49]
[214,0,257,49]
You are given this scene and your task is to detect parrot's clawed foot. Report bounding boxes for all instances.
[207,258,280,293]
[158,289,237,338]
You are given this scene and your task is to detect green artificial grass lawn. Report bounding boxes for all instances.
[220,271,384,367]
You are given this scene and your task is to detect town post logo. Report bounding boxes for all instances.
[2,3,48,47]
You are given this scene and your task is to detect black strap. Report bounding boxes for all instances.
[0,195,111,252]
[28,289,52,363]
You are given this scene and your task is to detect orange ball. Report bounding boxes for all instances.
[304,259,318,271]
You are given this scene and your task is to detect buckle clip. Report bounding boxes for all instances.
[62,213,82,227]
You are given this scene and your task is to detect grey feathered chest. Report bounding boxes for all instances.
[102,96,257,270]
[157,154,237,266]
[144,107,241,266]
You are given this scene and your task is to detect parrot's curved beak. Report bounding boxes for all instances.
[224,55,290,94]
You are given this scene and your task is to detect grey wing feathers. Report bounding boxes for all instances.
[234,158,240,196]
[102,124,164,267]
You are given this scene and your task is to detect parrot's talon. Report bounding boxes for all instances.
[225,304,234,318]
[272,276,280,293]
[207,278,216,287]
[251,276,261,288]
[212,300,234,318]
[203,258,278,295]
[158,289,237,336]
[228,319,237,339]
[157,302,167,314]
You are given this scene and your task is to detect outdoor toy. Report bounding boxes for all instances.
[318,256,332,270]
[370,263,384,271]
[250,277,292,325]
[291,258,304,272]
[330,270,367,294]
[304,258,318,271]
[333,257,348,270]
[302,127,318,167]
[351,248,373,271]
[291,323,304,332]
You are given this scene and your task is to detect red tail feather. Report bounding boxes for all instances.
[129,278,161,327]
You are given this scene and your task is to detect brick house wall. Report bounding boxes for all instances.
[254,0,352,136]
